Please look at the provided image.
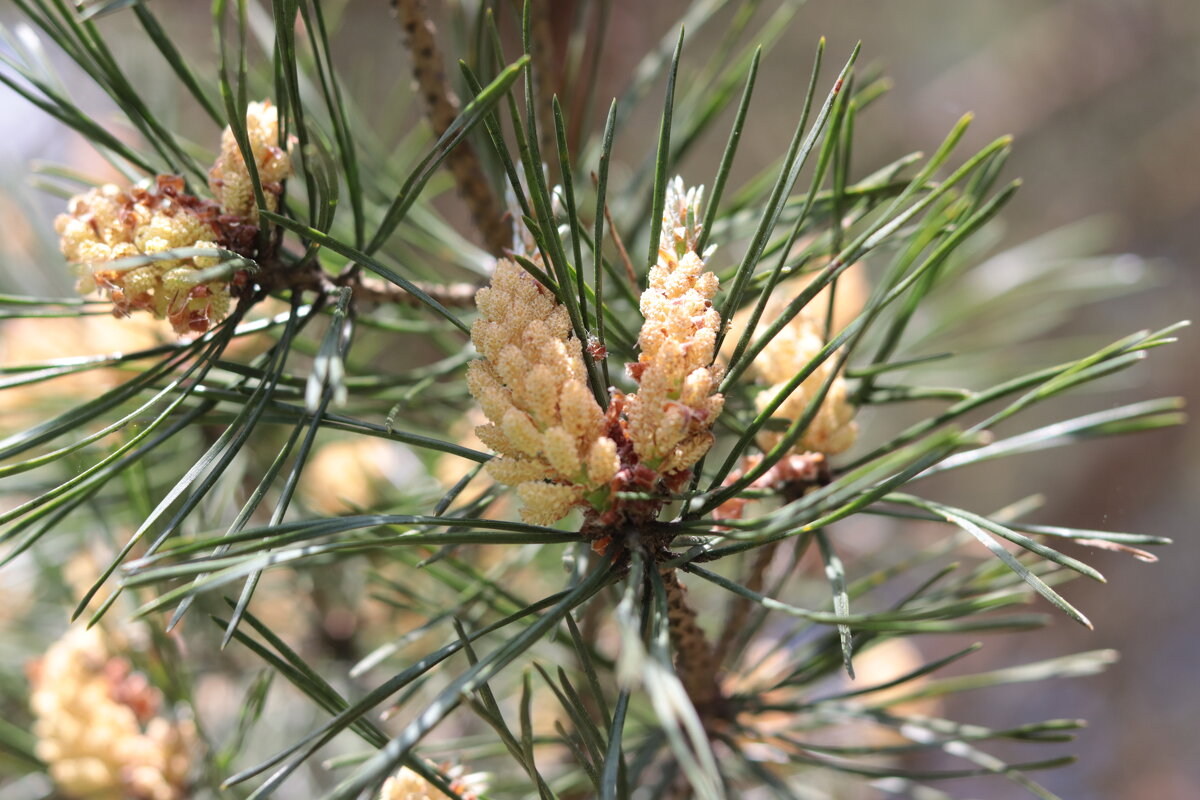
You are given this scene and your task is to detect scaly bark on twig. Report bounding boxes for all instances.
[528,0,559,162]
[392,0,510,256]
[257,258,478,309]
[660,566,722,715]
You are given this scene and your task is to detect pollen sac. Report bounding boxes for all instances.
[624,177,725,476]
[467,259,619,525]
[208,99,291,221]
[379,762,484,800]
[57,99,293,337]
[56,176,232,335]
[28,625,196,800]
[745,269,862,456]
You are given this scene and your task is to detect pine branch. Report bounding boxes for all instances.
[527,0,559,163]
[0,4,1185,799]
[392,0,510,255]
[659,567,723,720]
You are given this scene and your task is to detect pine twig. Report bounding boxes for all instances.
[254,256,479,309]
[352,275,479,309]
[712,542,775,666]
[528,0,559,162]
[659,567,722,716]
[711,454,830,665]
[392,0,510,255]
[600,191,639,289]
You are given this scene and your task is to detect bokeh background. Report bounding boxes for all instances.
[1,2,1195,799]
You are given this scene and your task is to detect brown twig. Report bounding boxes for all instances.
[350,275,479,308]
[567,1,608,155]
[602,195,639,288]
[253,255,479,310]
[709,453,831,667]
[528,0,559,161]
[712,542,777,667]
[660,564,725,800]
[588,172,638,289]
[392,0,510,256]
[659,566,722,717]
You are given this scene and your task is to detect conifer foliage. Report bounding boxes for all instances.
[0,2,1185,799]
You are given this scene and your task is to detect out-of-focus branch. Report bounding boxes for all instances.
[528,0,559,161]
[713,543,775,666]
[352,275,478,308]
[258,259,479,309]
[392,0,510,256]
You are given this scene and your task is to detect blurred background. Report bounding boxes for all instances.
[0,1,1195,798]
